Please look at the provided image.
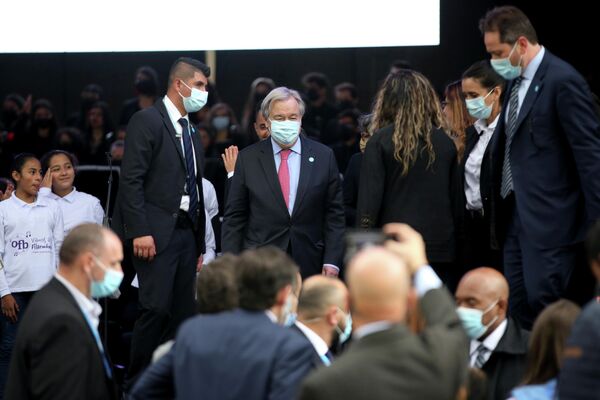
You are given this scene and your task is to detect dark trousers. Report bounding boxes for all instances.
[0,291,33,400]
[462,210,503,272]
[503,206,579,329]
[127,227,197,385]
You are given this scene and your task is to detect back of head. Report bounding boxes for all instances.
[522,299,581,385]
[168,57,211,88]
[60,223,107,266]
[297,276,346,320]
[479,6,538,44]
[371,69,443,175]
[346,247,410,324]
[196,255,239,314]
[236,246,298,311]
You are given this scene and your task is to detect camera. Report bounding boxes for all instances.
[344,229,392,264]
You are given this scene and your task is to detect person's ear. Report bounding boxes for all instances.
[517,36,528,54]
[325,305,339,327]
[591,259,600,282]
[497,298,508,316]
[11,170,20,183]
[275,284,292,306]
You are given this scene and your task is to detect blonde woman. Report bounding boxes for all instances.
[357,70,461,289]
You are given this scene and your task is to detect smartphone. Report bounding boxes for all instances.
[344,229,390,263]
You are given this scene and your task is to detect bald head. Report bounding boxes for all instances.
[297,276,347,320]
[60,224,114,266]
[347,247,410,325]
[456,267,509,333]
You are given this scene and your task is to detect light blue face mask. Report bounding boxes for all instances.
[179,80,208,113]
[212,116,230,131]
[490,42,522,80]
[335,309,353,344]
[281,292,297,327]
[270,120,300,146]
[465,88,495,120]
[456,300,499,340]
[91,256,124,298]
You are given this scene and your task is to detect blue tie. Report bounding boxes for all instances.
[500,76,523,198]
[178,118,198,222]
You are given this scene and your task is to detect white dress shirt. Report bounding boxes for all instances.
[39,187,103,234]
[464,115,499,210]
[505,46,545,121]
[55,272,102,329]
[163,96,199,212]
[271,137,301,215]
[202,178,219,220]
[353,264,442,340]
[295,320,330,360]
[469,318,508,367]
[0,193,64,297]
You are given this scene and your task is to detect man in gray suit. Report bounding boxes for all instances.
[298,224,469,400]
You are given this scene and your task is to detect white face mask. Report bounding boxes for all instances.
[178,81,208,113]
[270,120,300,146]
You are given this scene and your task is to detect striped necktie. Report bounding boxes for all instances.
[178,118,198,221]
[474,343,488,368]
[500,76,523,199]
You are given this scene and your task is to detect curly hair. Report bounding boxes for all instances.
[370,70,444,175]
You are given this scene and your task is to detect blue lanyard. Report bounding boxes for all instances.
[79,307,113,379]
[319,353,331,366]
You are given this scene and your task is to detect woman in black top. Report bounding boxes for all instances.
[357,69,461,288]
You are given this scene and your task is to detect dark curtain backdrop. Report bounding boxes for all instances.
[0,0,596,124]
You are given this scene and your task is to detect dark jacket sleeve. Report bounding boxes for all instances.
[557,73,600,223]
[27,317,105,400]
[269,335,314,400]
[323,149,345,267]
[221,152,249,254]
[130,347,176,400]
[119,111,156,239]
[356,135,385,228]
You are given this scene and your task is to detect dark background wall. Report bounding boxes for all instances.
[0,0,596,123]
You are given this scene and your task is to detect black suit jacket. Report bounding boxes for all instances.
[222,136,345,277]
[131,309,314,400]
[490,50,600,247]
[112,99,206,254]
[5,278,117,400]
[357,126,461,263]
[480,318,529,400]
[298,288,469,400]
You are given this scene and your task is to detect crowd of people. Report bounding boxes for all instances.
[1,5,600,400]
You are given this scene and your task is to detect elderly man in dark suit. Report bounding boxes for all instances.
[130,247,313,400]
[222,86,345,278]
[299,224,469,400]
[480,6,600,329]
[6,224,122,400]
[111,57,208,382]
[455,267,529,400]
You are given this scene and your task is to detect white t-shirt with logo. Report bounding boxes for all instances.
[0,193,64,297]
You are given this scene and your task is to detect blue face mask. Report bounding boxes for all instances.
[179,81,208,113]
[91,256,124,298]
[465,88,495,120]
[270,120,300,146]
[490,42,522,80]
[281,292,297,327]
[212,116,230,131]
[456,300,499,340]
[335,309,353,344]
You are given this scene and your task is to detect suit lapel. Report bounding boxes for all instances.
[190,124,203,177]
[259,139,289,214]
[512,51,549,136]
[291,136,313,219]
[155,100,186,170]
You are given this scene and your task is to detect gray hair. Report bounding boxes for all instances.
[260,87,306,120]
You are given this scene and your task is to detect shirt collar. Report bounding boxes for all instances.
[271,136,302,156]
[60,187,78,203]
[163,95,188,131]
[265,310,278,324]
[522,46,545,82]
[294,321,330,356]
[10,192,48,208]
[55,272,103,328]
[473,114,500,135]
[353,320,394,340]
[471,318,508,353]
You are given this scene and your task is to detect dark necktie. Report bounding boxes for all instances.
[178,118,198,221]
[500,76,524,198]
[474,343,488,368]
